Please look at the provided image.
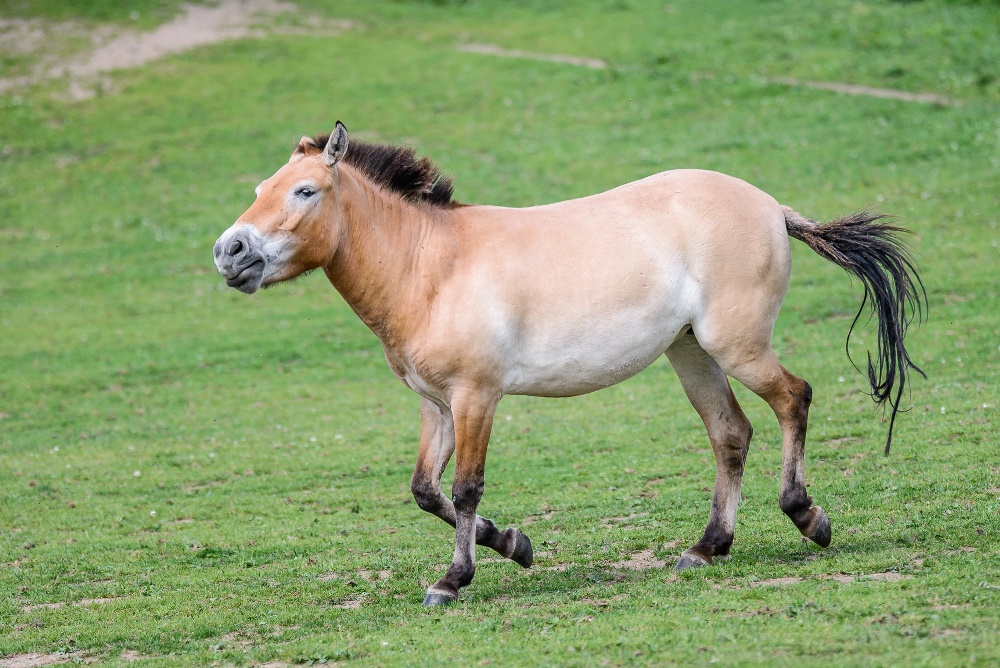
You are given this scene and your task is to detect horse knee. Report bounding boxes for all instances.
[787,376,812,414]
[796,378,813,408]
[712,415,753,464]
[767,375,812,425]
[452,477,484,514]
[731,415,753,450]
[410,476,441,513]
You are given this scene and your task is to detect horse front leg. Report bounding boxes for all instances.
[411,399,532,585]
[422,391,505,606]
[410,398,457,522]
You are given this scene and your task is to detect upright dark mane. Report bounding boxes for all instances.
[313,133,455,206]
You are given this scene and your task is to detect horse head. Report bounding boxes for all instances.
[213,122,349,293]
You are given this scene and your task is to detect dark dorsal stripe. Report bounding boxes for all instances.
[313,133,455,206]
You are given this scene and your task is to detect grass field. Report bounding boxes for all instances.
[1,0,998,665]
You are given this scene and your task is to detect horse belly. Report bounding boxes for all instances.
[503,306,688,397]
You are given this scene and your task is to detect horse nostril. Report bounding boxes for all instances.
[228,239,244,256]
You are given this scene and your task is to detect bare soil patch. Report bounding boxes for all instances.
[0,653,84,668]
[821,436,860,447]
[750,576,803,587]
[61,0,297,80]
[457,43,606,69]
[768,76,954,105]
[610,548,668,570]
[119,651,148,662]
[331,594,366,609]
[820,571,913,583]
[600,512,649,530]
[863,571,911,582]
[932,628,965,639]
[20,596,123,614]
[356,568,391,581]
[522,510,556,525]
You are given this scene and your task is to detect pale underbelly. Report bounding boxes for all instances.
[502,319,687,397]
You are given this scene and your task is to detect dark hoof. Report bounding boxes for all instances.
[674,550,712,571]
[504,528,533,568]
[422,590,458,607]
[805,506,832,548]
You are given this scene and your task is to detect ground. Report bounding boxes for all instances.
[0,0,998,666]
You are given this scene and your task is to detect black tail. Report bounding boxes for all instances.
[783,206,927,454]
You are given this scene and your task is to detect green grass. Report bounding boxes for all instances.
[1,0,998,665]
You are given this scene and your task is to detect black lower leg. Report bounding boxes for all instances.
[779,486,815,533]
[689,516,735,560]
[424,478,483,604]
[413,477,532,567]
[678,421,751,570]
[775,379,830,547]
[780,486,831,547]
[476,518,533,568]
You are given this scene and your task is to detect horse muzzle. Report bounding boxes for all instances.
[214,225,266,294]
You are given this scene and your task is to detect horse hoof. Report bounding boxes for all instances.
[674,550,712,571]
[504,528,533,568]
[422,590,458,607]
[806,506,832,548]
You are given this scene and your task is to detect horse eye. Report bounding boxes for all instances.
[294,186,316,198]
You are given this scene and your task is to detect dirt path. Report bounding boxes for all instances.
[457,41,955,105]
[457,42,607,70]
[767,75,953,105]
[59,0,296,78]
[0,0,352,99]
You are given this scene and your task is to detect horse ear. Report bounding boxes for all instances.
[321,121,348,167]
[290,135,318,162]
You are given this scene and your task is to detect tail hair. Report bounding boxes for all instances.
[783,206,927,454]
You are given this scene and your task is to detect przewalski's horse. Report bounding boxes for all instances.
[214,122,925,606]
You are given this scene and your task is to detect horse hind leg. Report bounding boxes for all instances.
[716,348,831,548]
[665,333,754,569]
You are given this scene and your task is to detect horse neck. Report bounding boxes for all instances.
[324,167,456,347]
